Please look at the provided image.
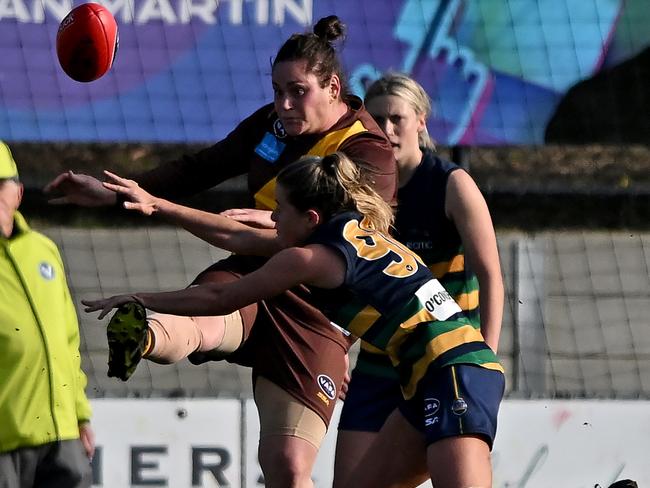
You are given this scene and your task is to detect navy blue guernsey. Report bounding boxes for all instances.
[396,152,461,268]
[307,212,502,399]
[357,150,482,378]
[395,150,480,323]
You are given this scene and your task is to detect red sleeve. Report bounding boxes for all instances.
[133,105,272,201]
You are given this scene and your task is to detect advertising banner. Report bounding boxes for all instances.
[91,398,648,487]
[1,0,648,144]
[92,399,242,487]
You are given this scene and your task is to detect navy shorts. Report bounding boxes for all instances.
[338,369,402,432]
[398,364,505,449]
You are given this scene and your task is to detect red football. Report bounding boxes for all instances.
[56,3,118,82]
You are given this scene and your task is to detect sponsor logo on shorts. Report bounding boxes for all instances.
[424,398,440,427]
[452,397,468,416]
[273,119,287,138]
[415,279,462,320]
[39,262,55,280]
[317,374,336,401]
[425,416,440,427]
[424,398,440,417]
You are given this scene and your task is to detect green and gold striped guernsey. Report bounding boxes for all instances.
[356,150,482,379]
[307,212,503,399]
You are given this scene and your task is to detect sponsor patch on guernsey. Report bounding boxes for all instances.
[414,279,462,320]
[273,119,287,138]
[317,374,337,401]
[254,132,286,162]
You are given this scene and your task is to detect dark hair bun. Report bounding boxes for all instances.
[313,15,346,43]
[320,153,340,176]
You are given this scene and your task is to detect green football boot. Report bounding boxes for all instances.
[106,302,148,381]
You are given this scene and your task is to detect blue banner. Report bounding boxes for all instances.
[0,0,648,144]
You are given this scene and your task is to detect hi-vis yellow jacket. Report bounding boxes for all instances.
[0,212,91,453]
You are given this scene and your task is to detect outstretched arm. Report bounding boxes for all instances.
[44,171,117,207]
[83,244,346,319]
[103,170,281,257]
[220,208,276,229]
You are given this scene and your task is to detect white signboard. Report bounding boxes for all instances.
[90,399,649,487]
[91,399,241,487]
[493,400,648,487]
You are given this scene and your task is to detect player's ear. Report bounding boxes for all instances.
[329,74,341,101]
[306,209,321,227]
[416,111,427,133]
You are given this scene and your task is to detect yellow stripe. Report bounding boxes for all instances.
[253,120,368,210]
[348,305,381,339]
[399,308,436,329]
[450,366,464,434]
[450,365,460,398]
[480,362,505,373]
[306,120,368,156]
[360,306,434,355]
[254,178,278,210]
[428,254,465,277]
[402,325,484,399]
[454,290,479,311]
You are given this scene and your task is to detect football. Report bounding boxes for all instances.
[56,3,118,82]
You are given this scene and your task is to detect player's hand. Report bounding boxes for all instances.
[220,208,276,229]
[82,295,142,319]
[102,170,158,216]
[44,171,117,207]
[78,422,96,461]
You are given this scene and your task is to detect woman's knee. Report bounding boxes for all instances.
[258,437,316,486]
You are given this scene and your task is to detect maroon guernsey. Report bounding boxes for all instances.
[134,96,396,205]
[133,96,397,425]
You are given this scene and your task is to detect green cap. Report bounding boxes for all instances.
[0,141,18,180]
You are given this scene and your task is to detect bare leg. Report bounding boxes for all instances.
[427,435,492,488]
[340,410,428,488]
[333,431,378,487]
[258,435,318,488]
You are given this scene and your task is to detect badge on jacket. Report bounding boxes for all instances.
[39,262,55,280]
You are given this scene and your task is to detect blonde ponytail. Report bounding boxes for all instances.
[277,152,394,233]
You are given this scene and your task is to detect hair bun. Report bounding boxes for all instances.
[313,15,346,43]
[320,153,340,176]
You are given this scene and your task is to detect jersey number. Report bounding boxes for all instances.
[343,220,423,278]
